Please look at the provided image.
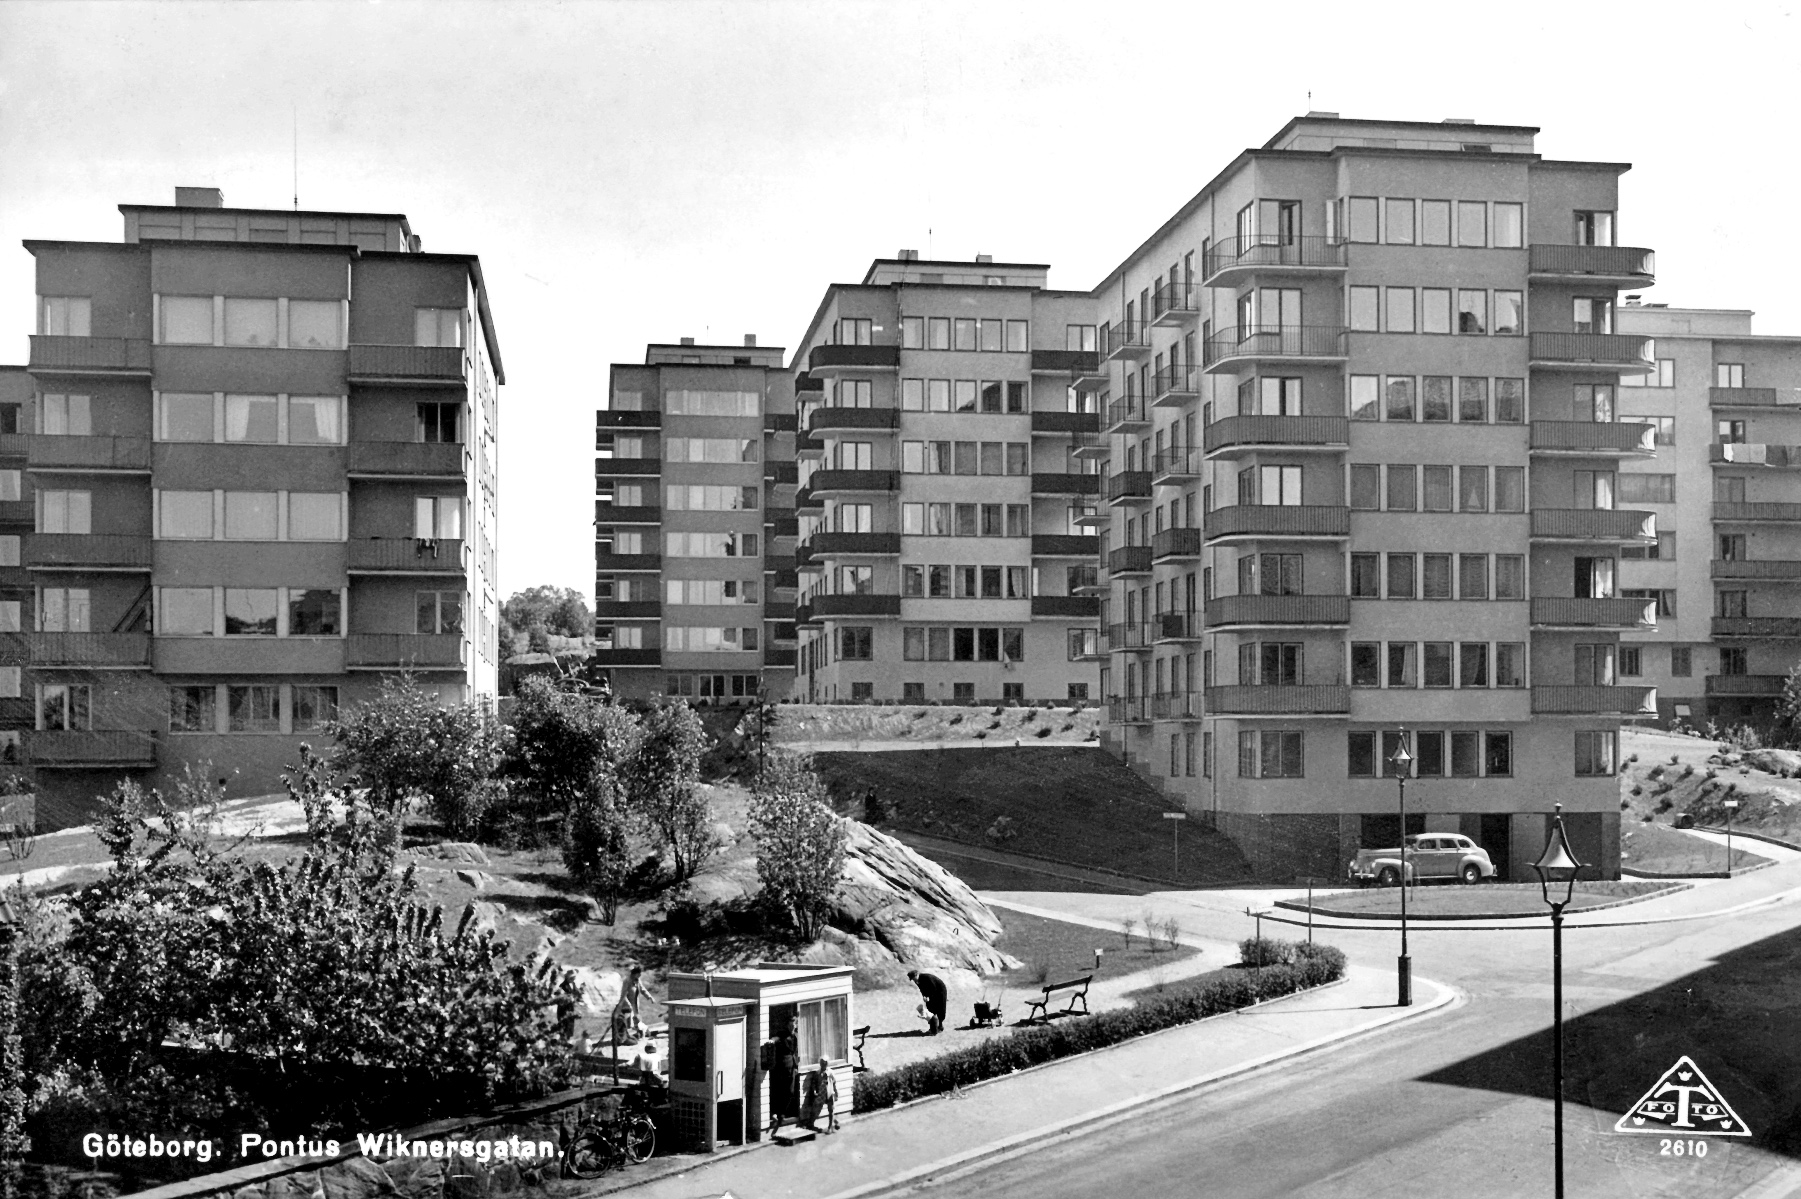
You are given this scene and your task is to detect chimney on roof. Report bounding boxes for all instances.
[744,334,757,347]
[1624,295,1644,306]
[175,187,223,208]
[1304,111,1339,119]
[680,337,695,347]
[975,254,993,264]
[1441,117,1476,125]
[897,249,918,261]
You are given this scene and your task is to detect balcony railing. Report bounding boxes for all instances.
[347,344,466,384]
[1713,502,1801,523]
[1030,595,1099,618]
[808,344,901,373]
[347,538,466,573]
[1151,280,1200,325]
[1151,449,1205,481]
[1204,594,1351,627]
[27,336,152,375]
[1203,414,1348,456]
[30,729,156,767]
[795,432,824,458]
[594,504,662,525]
[1201,236,1347,285]
[1108,696,1152,724]
[1706,675,1789,696]
[347,441,466,477]
[807,469,898,494]
[1155,613,1204,641]
[593,600,662,619]
[807,593,902,618]
[1153,366,1203,406]
[1530,596,1657,628]
[807,532,901,557]
[1106,395,1151,432]
[1204,684,1350,714]
[1106,622,1155,650]
[0,632,151,668]
[1529,509,1657,542]
[1530,685,1658,715]
[1151,528,1203,560]
[808,407,900,434]
[588,647,663,667]
[1101,320,1150,361]
[25,533,152,570]
[1527,244,1656,283]
[1711,559,1801,581]
[1150,692,1202,719]
[347,633,466,669]
[1528,332,1655,370]
[1203,326,1348,370]
[0,500,31,526]
[1031,534,1098,556]
[764,413,798,433]
[1711,443,1801,468]
[1108,546,1152,575]
[1709,387,1801,409]
[1030,411,1100,436]
[593,456,661,477]
[26,435,152,472]
[1205,505,1351,541]
[1712,617,1801,639]
[1106,471,1152,504]
[1030,349,1102,375]
[1529,421,1657,455]
[1031,473,1102,496]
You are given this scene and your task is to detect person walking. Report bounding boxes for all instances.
[800,1057,840,1133]
[908,968,948,1035]
[767,1031,799,1135]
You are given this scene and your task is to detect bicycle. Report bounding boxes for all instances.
[562,1088,658,1179]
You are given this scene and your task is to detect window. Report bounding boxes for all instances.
[1423,642,1454,688]
[1495,555,1524,600]
[1239,729,1304,777]
[796,995,850,1066]
[1386,377,1415,422]
[417,402,460,444]
[1716,363,1746,389]
[1421,466,1451,512]
[289,395,341,444]
[159,490,213,539]
[159,587,213,635]
[223,298,279,347]
[1347,731,1376,777]
[1575,730,1617,777]
[1386,288,1415,333]
[1422,377,1451,423]
[1350,642,1380,687]
[1493,466,1524,513]
[40,394,91,436]
[417,591,464,635]
[1619,646,1642,678]
[1386,464,1415,511]
[1423,553,1451,599]
[161,296,214,344]
[293,686,338,732]
[160,393,214,441]
[38,684,90,732]
[227,685,281,733]
[1006,320,1028,352]
[1575,643,1616,686]
[1459,642,1489,687]
[39,588,90,633]
[1493,292,1523,336]
[1495,378,1525,424]
[1350,553,1381,598]
[40,296,91,337]
[1420,288,1451,335]
[1419,200,1451,245]
[224,588,278,636]
[1349,464,1381,510]
[1457,201,1486,247]
[289,300,342,349]
[1348,286,1380,332]
[1459,554,1488,599]
[39,489,91,534]
[1459,466,1487,513]
[1497,642,1526,687]
[1493,203,1523,248]
[1349,376,1379,421]
[288,589,340,636]
[1457,378,1487,423]
[1574,211,1614,247]
[840,627,873,660]
[415,496,463,540]
[170,686,216,733]
[1671,647,1692,677]
[1573,297,1613,335]
[665,390,759,416]
[415,308,464,347]
[1485,732,1513,776]
[1386,553,1415,599]
[1346,197,1379,243]
[224,491,278,540]
[1387,642,1416,688]
[1451,731,1480,777]
[1457,290,1487,334]
[1067,324,1097,352]
[1721,646,1748,676]
[1259,465,1302,506]
[1385,199,1415,244]
[1618,474,1674,505]
[223,394,279,443]
[954,319,977,351]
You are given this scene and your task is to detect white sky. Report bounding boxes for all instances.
[1,1,1797,597]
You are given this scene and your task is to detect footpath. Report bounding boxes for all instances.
[611,960,1454,1199]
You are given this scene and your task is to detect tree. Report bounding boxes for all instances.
[502,586,592,645]
[749,754,847,941]
[1775,662,1801,750]
[328,675,510,840]
[621,700,718,883]
[561,777,633,925]
[507,676,641,820]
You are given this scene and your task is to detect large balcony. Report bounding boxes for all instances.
[1529,509,1657,543]
[1151,528,1203,561]
[1530,685,1658,716]
[1153,366,1202,408]
[808,407,900,435]
[1205,505,1350,543]
[1101,320,1150,362]
[807,532,901,557]
[1712,502,1801,524]
[347,344,465,386]
[1201,236,1347,290]
[1106,395,1151,433]
[1711,443,1801,469]
[1150,692,1201,720]
[27,336,152,377]
[1150,280,1201,326]
[25,533,152,571]
[1711,559,1801,582]
[25,435,151,473]
[1203,326,1348,373]
[1527,332,1655,373]
[807,470,898,497]
[0,632,151,668]
[1030,411,1100,436]
[1106,471,1152,506]
[1031,473,1102,496]
[347,441,466,478]
[1530,596,1657,629]
[1204,685,1350,715]
[347,633,466,669]
[30,729,156,768]
[1203,414,1348,458]
[1203,594,1351,628]
[1031,534,1098,557]
[1529,421,1657,456]
[1108,546,1152,576]
[1154,613,1204,642]
[1030,596,1099,618]
[1706,675,1789,696]
[1029,350,1102,376]
[1106,623,1155,652]
[807,593,902,619]
[593,504,661,526]
[1108,696,1152,725]
[1527,244,1656,288]
[347,537,466,574]
[1712,617,1801,639]
[1709,387,1801,410]
[154,638,348,675]
[807,344,901,375]
[1151,449,1204,484]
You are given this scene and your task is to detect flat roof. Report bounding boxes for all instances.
[120,202,411,225]
[1260,115,1541,149]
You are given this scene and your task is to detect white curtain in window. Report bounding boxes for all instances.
[225,395,279,443]
[287,301,342,349]
[288,396,340,444]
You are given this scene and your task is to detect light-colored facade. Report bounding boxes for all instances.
[788,255,1104,704]
[1089,115,1657,880]
[1616,303,1801,726]
[17,187,502,814]
[597,339,796,702]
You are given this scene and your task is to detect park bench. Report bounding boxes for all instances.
[851,1025,870,1072]
[1024,975,1092,1024]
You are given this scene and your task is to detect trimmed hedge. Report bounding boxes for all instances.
[852,939,1346,1113]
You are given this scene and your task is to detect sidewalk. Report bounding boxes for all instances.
[612,962,1453,1199]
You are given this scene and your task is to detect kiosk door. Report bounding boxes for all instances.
[715,1018,744,1103]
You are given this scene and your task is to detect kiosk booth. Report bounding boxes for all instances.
[667,963,855,1144]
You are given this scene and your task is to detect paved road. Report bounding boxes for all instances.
[906,866,1801,1199]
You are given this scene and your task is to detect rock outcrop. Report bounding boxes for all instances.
[828,822,1018,975]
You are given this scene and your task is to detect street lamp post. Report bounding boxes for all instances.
[1532,803,1585,1199]
[1388,731,1413,1008]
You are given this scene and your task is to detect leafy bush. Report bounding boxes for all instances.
[749,754,846,940]
[1238,937,1296,967]
[621,701,718,883]
[329,675,509,840]
[852,942,1343,1113]
[505,676,641,834]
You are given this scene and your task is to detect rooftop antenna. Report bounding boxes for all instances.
[292,105,299,210]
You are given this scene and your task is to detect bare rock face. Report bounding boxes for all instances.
[1742,748,1801,779]
[565,965,622,1014]
[422,841,491,867]
[830,822,1018,976]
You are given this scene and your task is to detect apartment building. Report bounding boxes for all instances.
[1615,303,1801,726]
[597,338,796,702]
[787,254,1105,704]
[1089,115,1660,880]
[17,187,501,812]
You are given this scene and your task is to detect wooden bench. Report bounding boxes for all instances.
[851,1025,870,1072]
[1024,975,1092,1024]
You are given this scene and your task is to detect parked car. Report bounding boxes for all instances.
[1349,834,1497,886]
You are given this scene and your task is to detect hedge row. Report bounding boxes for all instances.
[852,940,1346,1114]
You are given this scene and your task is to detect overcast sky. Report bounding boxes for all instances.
[2,1,1797,597]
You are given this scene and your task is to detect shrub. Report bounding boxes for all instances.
[1035,726,1052,739]
[852,942,1343,1113]
[329,675,509,840]
[749,755,847,941]
[1238,937,1296,967]
[505,676,641,833]
[621,700,719,883]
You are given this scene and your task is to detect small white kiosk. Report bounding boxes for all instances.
[667,963,855,1143]
[665,995,754,1151]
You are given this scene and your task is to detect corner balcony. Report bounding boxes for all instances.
[1101,320,1151,362]
[1031,534,1098,557]
[1710,443,1801,469]
[1155,613,1204,642]
[1204,685,1350,715]
[1203,414,1349,459]
[1106,395,1151,433]
[30,729,156,768]
[1204,594,1351,628]
[1106,471,1152,506]
[1153,366,1202,408]
[347,441,466,479]
[1527,244,1656,288]
[808,532,901,557]
[1030,349,1102,377]
[27,336,152,377]
[796,432,824,459]
[25,533,152,572]
[1706,675,1789,697]
[1150,280,1201,326]
[1200,236,1347,290]
[1529,421,1657,456]
[1712,617,1801,639]
[808,407,900,435]
[1711,559,1801,582]
[807,593,902,619]
[1530,596,1657,629]
[347,344,466,386]
[1031,595,1099,618]
[25,435,151,473]
[1205,505,1351,544]
[0,632,152,668]
[1527,332,1655,374]
[1203,326,1348,373]
[1108,545,1152,576]
[1107,622,1155,652]
[1151,449,1204,484]
[1151,527,1203,561]
[1529,509,1657,543]
[1108,696,1152,725]
[1712,502,1801,524]
[1030,411,1101,436]
[1031,472,1102,497]
[1151,692,1202,720]
[807,469,898,496]
[347,633,466,669]
[347,537,466,574]
[1710,387,1801,410]
[792,483,823,512]
[1530,685,1658,716]
[807,344,901,376]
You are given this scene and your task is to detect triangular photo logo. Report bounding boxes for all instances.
[1614,1056,1752,1137]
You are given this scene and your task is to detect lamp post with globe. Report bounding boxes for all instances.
[1532,803,1585,1199]
[1388,731,1413,1007]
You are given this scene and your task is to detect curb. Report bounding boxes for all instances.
[1272,881,1691,922]
[1694,825,1801,853]
[814,971,1457,1199]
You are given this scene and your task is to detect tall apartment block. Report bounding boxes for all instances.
[1089,115,1660,880]
[787,255,1104,704]
[1614,303,1801,726]
[596,338,796,702]
[16,187,501,813]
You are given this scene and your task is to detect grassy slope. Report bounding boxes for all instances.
[1619,727,1801,846]
[812,746,1252,886]
[1620,821,1771,874]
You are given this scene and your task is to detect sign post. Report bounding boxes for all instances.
[1723,799,1740,877]
[1163,811,1187,877]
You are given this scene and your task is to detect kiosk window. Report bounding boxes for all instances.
[672,1026,707,1082]
[796,996,849,1064]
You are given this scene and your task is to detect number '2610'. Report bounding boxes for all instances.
[1660,1139,1709,1157]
